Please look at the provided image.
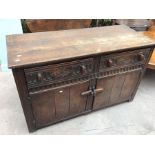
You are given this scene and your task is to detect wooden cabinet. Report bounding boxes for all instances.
[7,25,155,132]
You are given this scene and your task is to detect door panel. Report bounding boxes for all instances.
[31,81,90,127]
[93,70,142,110]
[31,91,56,127]
[69,82,89,115]
[93,76,115,110]
[54,87,70,119]
[109,74,126,105]
[120,70,141,101]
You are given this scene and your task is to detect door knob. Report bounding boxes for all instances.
[37,72,42,82]
[138,53,145,61]
[107,59,113,67]
[80,65,87,74]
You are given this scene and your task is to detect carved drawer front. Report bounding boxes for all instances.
[24,58,94,90]
[99,48,151,72]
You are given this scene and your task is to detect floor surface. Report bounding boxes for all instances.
[0,69,155,135]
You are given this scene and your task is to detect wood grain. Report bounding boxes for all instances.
[120,70,141,101]
[54,87,70,119]
[31,91,55,127]
[109,74,126,105]
[93,76,115,110]
[12,69,36,132]
[7,25,155,68]
[69,81,89,116]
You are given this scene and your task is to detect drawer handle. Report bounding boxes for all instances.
[107,59,113,67]
[80,65,87,74]
[93,88,104,96]
[138,53,145,61]
[81,90,92,96]
[37,72,42,81]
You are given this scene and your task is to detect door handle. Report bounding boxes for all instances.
[93,88,104,96]
[81,90,92,96]
[107,59,113,67]
[81,88,104,96]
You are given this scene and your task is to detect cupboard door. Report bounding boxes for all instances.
[31,91,55,128]
[93,70,142,110]
[30,81,90,128]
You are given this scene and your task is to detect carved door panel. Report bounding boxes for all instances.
[30,80,91,128]
[93,70,142,110]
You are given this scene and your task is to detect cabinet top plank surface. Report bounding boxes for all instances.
[7,25,155,68]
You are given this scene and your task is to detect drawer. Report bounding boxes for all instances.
[24,58,94,89]
[99,48,151,72]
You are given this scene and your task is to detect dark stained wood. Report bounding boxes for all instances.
[93,76,115,110]
[109,74,126,105]
[99,48,151,72]
[69,81,89,116]
[119,70,141,101]
[31,91,55,128]
[24,58,94,91]
[12,69,36,132]
[30,80,90,128]
[8,26,155,132]
[54,87,70,119]
[25,19,92,32]
[7,25,155,69]
[127,47,154,102]
[93,69,142,110]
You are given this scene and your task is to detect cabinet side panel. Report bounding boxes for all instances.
[12,69,36,132]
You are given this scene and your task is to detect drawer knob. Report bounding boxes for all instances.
[37,72,42,82]
[80,65,87,74]
[138,53,145,61]
[107,59,113,67]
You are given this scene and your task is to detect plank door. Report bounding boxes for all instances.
[30,81,91,128]
[93,70,142,110]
